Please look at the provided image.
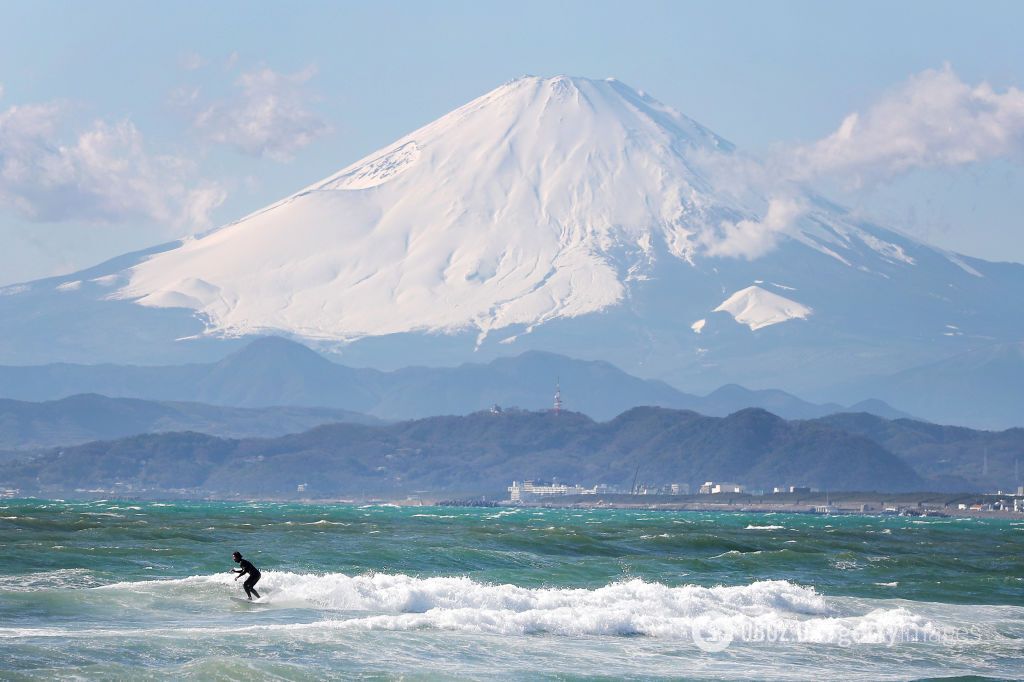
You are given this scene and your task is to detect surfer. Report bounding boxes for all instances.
[231,551,262,600]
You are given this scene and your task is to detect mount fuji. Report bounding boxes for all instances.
[1,75,1022,397]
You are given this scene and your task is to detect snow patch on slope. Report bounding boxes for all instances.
[857,232,915,264]
[714,286,812,331]
[320,142,421,190]
[0,284,29,297]
[944,252,983,278]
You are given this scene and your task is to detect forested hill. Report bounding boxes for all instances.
[0,393,379,450]
[0,407,931,497]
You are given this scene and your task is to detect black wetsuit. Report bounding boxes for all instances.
[236,558,261,599]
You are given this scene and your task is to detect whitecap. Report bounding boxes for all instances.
[27,570,1023,657]
[0,569,98,592]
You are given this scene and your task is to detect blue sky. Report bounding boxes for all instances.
[1,0,1022,284]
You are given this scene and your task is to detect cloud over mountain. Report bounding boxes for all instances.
[192,65,331,161]
[791,65,1024,186]
[0,101,224,228]
[689,65,1024,254]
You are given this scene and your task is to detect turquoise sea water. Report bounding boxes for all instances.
[0,500,1022,680]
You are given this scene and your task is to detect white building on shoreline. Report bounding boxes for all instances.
[698,481,744,495]
[507,480,688,502]
[508,480,590,502]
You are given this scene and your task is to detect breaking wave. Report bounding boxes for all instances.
[89,571,996,644]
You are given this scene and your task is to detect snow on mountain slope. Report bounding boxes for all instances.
[118,76,832,344]
[713,286,812,331]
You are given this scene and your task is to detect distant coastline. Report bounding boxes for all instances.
[7,490,1023,519]
[440,491,1022,519]
[492,495,1024,519]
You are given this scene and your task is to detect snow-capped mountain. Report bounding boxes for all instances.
[121,75,739,344]
[1,75,1022,397]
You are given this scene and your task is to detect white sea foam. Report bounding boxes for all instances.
[102,572,827,613]
[484,510,520,519]
[319,603,957,645]
[76,572,1015,647]
[0,569,99,592]
[745,525,785,530]
[832,560,861,571]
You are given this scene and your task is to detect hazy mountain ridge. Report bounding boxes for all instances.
[0,407,927,497]
[833,342,1024,430]
[0,393,379,451]
[0,337,913,423]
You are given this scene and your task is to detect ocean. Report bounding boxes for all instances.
[0,500,1021,680]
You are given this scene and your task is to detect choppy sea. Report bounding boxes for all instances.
[0,500,1021,680]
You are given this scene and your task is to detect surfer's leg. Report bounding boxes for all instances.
[244,575,260,600]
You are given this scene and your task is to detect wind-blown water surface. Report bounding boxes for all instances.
[1,500,1021,679]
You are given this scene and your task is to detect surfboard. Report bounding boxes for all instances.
[232,596,268,605]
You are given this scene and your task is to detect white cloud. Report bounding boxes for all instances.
[192,65,331,161]
[791,65,1024,186]
[690,65,1024,260]
[168,85,201,108]
[0,101,225,229]
[703,197,805,260]
[178,52,204,71]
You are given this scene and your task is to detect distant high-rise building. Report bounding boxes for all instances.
[553,379,562,415]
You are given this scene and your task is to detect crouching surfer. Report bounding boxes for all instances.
[231,551,261,600]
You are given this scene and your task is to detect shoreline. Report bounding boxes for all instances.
[490,491,1024,518]
[6,491,1024,519]
[496,499,1024,519]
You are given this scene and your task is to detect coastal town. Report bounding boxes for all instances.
[503,479,1024,517]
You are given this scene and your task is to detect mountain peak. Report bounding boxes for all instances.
[215,336,332,370]
[118,75,743,345]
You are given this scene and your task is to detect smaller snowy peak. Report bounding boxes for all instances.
[714,286,812,331]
